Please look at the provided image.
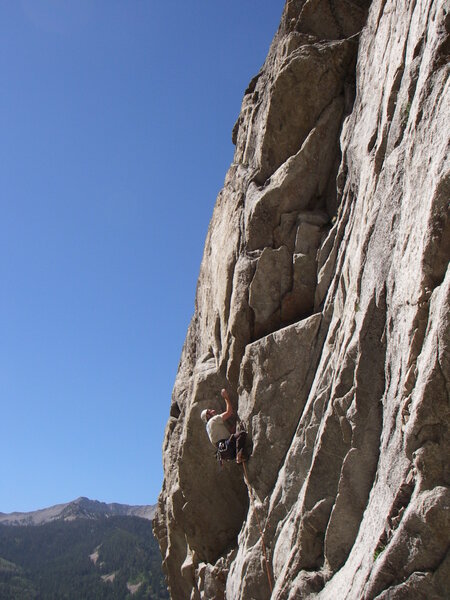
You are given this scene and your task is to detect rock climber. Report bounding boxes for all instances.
[201,388,247,464]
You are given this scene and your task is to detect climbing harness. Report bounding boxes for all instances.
[216,417,247,467]
[215,438,235,466]
[241,460,274,594]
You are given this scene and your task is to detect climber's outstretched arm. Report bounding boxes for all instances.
[219,388,233,421]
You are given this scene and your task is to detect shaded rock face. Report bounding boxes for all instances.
[154,1,449,598]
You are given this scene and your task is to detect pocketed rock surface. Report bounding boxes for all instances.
[154,1,450,598]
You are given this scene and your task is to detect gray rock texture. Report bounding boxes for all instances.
[154,0,450,598]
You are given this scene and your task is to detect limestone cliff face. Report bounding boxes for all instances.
[154,1,450,598]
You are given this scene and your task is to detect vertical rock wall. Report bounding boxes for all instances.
[154,1,449,598]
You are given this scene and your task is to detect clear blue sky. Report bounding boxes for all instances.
[0,1,284,513]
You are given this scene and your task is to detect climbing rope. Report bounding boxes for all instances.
[241,460,274,595]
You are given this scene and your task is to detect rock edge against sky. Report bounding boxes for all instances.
[155,1,450,598]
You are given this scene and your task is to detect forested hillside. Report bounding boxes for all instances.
[0,516,168,599]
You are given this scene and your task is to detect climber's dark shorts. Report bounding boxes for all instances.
[216,431,246,461]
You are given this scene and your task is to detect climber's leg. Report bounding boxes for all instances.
[235,431,247,463]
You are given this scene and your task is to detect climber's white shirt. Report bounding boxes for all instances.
[206,415,230,446]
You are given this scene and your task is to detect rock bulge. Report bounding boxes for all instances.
[154,1,449,598]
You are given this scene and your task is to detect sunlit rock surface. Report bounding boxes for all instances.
[154,1,449,598]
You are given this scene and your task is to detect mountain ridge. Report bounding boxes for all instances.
[0,497,156,526]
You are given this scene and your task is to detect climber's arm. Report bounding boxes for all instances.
[219,388,233,421]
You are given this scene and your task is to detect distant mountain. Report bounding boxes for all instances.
[0,515,168,599]
[0,497,156,526]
